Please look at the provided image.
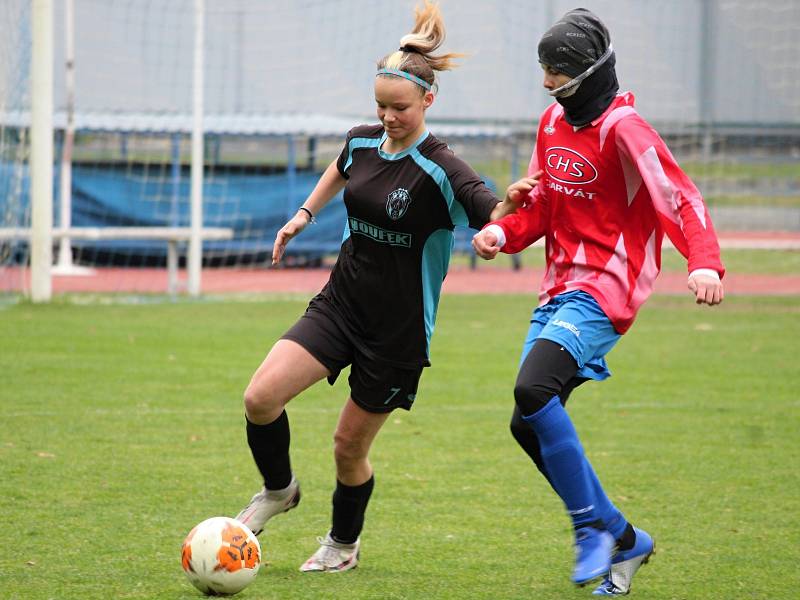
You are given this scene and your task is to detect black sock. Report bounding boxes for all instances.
[575,518,606,532]
[245,411,292,490]
[331,476,375,544]
[616,522,636,552]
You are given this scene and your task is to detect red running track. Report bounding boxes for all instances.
[1,264,798,296]
[1,232,798,296]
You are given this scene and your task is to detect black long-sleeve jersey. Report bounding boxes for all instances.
[311,124,500,368]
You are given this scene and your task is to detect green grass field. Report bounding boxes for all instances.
[2,294,799,599]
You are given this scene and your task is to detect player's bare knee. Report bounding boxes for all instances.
[243,378,283,421]
[333,430,367,465]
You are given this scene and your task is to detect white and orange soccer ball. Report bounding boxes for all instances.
[181,517,261,596]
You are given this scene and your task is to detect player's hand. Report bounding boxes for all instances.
[688,273,724,305]
[491,171,543,220]
[472,229,501,260]
[272,212,311,266]
[505,170,543,205]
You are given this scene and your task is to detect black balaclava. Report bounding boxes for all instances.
[537,8,619,127]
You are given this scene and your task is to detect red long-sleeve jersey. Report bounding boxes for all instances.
[490,93,724,333]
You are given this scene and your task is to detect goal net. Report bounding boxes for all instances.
[1,0,798,297]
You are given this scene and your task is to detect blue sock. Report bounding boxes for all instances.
[585,458,627,539]
[522,397,600,528]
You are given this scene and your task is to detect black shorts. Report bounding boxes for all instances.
[281,301,424,413]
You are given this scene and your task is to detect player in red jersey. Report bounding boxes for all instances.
[472,8,724,595]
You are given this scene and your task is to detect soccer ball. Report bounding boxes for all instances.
[181,517,261,596]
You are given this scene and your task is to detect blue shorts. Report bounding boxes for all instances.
[520,291,620,381]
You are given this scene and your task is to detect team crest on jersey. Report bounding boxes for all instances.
[386,188,412,220]
[544,146,598,184]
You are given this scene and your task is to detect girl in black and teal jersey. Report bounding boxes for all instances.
[234,0,539,573]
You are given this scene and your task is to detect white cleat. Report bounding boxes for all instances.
[299,533,360,573]
[593,527,655,595]
[234,477,301,536]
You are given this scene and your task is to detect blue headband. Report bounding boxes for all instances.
[376,68,432,91]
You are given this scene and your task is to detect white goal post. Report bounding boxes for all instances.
[30,0,53,302]
[27,0,212,301]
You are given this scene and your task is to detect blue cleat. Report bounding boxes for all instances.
[572,527,615,585]
[592,527,655,595]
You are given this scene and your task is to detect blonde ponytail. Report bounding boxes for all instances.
[377,1,463,93]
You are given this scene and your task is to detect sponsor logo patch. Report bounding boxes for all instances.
[348,216,412,248]
[545,146,598,184]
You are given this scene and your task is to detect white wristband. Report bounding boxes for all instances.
[688,268,720,281]
[478,224,507,248]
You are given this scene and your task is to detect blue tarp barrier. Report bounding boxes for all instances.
[0,161,491,266]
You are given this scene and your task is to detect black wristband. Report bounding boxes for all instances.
[298,206,316,224]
